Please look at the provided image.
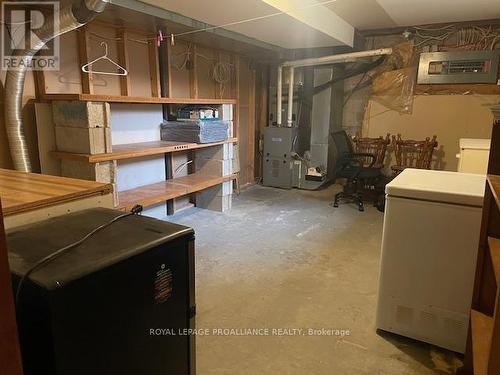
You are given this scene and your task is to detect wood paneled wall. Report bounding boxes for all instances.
[0,21,259,185]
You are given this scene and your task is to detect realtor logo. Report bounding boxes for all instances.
[1,1,60,70]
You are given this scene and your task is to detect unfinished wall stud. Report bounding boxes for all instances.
[117,29,131,96]
[148,40,162,97]
[189,44,199,99]
[77,27,94,95]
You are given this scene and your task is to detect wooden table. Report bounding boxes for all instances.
[0,169,114,229]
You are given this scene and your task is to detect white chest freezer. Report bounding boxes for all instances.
[457,138,491,174]
[376,169,485,353]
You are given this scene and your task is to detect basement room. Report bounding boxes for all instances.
[1,0,500,374]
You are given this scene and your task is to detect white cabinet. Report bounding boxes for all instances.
[457,138,491,174]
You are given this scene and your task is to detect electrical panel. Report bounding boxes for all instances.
[417,51,500,84]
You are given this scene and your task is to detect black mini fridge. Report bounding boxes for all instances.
[7,208,196,375]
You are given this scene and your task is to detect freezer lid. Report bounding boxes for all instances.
[386,169,486,206]
[459,138,491,150]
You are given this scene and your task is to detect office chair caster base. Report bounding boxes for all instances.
[333,191,365,212]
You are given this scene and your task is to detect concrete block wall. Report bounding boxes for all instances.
[53,101,117,203]
[196,143,234,160]
[53,101,111,129]
[194,139,234,212]
[195,143,233,176]
[61,160,116,183]
[53,101,112,154]
[221,104,234,138]
[55,127,112,154]
[195,182,232,212]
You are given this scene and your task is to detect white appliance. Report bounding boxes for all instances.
[376,169,485,353]
[457,138,491,174]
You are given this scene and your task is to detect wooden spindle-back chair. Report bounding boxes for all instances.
[391,134,438,176]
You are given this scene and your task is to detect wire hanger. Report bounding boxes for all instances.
[81,42,128,76]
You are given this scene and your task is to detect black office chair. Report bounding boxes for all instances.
[331,130,383,212]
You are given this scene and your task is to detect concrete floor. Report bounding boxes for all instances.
[170,184,462,375]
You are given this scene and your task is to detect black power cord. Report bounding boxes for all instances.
[15,205,143,306]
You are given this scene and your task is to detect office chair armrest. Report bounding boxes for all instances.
[338,156,362,169]
[350,152,376,168]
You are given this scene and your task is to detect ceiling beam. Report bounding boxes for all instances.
[261,0,355,47]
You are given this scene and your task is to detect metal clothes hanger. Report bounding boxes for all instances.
[81,42,128,76]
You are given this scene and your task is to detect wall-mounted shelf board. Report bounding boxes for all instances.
[41,93,237,105]
[52,138,238,163]
[470,309,493,375]
[117,173,237,211]
[489,175,500,210]
[415,84,500,95]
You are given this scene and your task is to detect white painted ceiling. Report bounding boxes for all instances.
[329,0,500,30]
[138,0,500,49]
[140,0,354,49]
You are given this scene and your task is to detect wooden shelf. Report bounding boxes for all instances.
[471,309,493,375]
[117,173,236,211]
[415,84,500,95]
[41,93,237,105]
[488,237,500,284]
[488,175,500,211]
[53,138,238,163]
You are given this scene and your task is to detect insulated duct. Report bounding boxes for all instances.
[4,0,109,172]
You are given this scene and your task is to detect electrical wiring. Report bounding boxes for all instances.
[88,31,155,45]
[212,61,231,84]
[412,24,500,51]
[174,160,193,176]
[454,25,500,50]
[413,24,455,31]
[172,43,234,97]
[414,28,454,47]
[171,43,193,71]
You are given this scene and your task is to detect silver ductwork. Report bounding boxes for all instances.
[4,0,109,172]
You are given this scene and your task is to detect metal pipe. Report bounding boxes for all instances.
[276,47,392,128]
[4,0,109,172]
[281,48,393,68]
[276,66,283,126]
[287,67,294,127]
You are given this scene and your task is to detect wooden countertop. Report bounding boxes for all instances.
[0,169,113,216]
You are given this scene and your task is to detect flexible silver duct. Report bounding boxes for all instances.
[4,0,109,172]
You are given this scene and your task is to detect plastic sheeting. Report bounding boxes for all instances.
[370,42,418,114]
[161,120,229,144]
